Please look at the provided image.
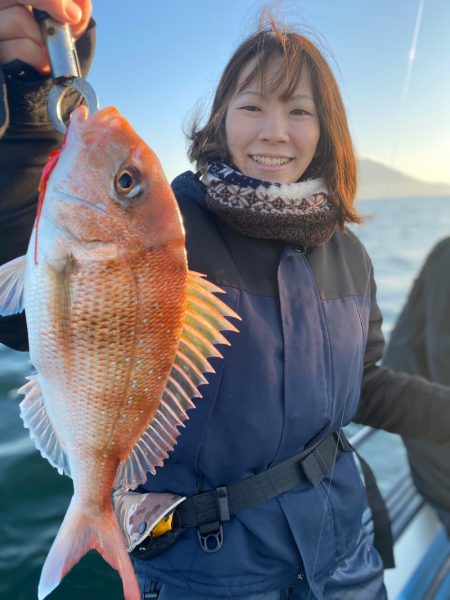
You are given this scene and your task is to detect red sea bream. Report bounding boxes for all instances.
[0,106,239,600]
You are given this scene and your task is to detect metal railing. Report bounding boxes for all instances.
[349,426,425,543]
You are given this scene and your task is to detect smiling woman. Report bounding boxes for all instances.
[188,21,360,225]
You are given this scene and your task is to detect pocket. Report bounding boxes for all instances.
[324,528,386,600]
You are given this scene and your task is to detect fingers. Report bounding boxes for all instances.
[0,5,42,44]
[0,38,49,72]
[0,0,93,73]
[0,1,83,25]
[70,0,92,39]
[0,5,49,71]
[28,0,94,40]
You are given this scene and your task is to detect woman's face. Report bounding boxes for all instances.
[225,58,321,184]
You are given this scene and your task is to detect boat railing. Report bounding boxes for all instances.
[349,426,425,543]
[348,424,377,448]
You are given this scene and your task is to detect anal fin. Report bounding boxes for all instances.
[18,375,71,477]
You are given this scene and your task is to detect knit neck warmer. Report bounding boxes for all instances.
[203,162,338,247]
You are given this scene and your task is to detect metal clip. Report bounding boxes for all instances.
[34,9,99,133]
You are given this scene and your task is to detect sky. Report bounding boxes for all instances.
[87,0,450,185]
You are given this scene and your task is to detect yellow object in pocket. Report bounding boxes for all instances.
[151,512,174,538]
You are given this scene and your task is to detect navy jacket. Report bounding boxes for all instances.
[133,171,450,596]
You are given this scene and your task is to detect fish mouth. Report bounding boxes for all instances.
[70,105,124,138]
[56,190,108,215]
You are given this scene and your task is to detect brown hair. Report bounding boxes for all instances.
[187,18,361,225]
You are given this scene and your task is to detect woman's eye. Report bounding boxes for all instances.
[114,167,143,199]
[240,105,261,112]
[291,108,309,116]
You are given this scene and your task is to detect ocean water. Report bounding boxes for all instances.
[0,196,449,599]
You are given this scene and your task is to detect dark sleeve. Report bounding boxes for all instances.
[382,240,450,532]
[0,21,96,351]
[353,268,450,444]
[423,240,450,385]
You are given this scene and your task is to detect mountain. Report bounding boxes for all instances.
[357,158,450,200]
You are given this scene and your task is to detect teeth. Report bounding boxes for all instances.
[252,155,291,166]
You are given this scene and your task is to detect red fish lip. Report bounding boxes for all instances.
[70,105,89,125]
[70,105,122,131]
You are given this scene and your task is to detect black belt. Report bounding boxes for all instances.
[132,429,394,568]
[176,431,349,552]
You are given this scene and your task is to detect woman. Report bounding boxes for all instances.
[1,2,449,599]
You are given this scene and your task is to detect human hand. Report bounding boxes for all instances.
[0,0,92,74]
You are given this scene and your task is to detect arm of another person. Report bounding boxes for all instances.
[0,0,94,350]
[423,239,450,385]
[354,268,450,444]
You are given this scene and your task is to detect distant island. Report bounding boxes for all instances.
[357,158,450,200]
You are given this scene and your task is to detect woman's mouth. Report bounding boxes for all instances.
[250,155,293,167]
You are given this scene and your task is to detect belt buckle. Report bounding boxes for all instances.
[197,522,224,553]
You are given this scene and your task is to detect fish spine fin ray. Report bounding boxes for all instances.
[116,270,240,490]
[18,375,71,477]
[38,499,140,600]
[0,255,26,316]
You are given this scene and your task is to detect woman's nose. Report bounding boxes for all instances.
[258,112,289,143]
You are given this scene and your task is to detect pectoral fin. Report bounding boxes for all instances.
[0,255,26,315]
[115,271,240,490]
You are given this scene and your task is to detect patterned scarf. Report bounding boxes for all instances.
[204,162,339,247]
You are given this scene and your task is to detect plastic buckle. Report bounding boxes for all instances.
[197,522,224,553]
[216,486,230,521]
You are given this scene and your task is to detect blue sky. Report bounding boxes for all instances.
[88,0,450,184]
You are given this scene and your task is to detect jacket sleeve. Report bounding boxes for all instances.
[354,267,450,444]
[0,21,96,351]
[423,239,450,385]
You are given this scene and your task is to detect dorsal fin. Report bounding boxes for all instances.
[116,271,240,490]
[18,375,71,477]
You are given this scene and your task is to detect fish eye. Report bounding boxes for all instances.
[114,167,143,198]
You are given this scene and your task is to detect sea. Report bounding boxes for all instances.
[0,196,449,600]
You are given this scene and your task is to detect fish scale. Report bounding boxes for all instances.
[46,249,183,468]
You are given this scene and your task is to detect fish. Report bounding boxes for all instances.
[0,105,239,600]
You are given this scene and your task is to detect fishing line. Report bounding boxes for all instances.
[307,257,374,599]
[308,2,426,592]
[389,0,425,170]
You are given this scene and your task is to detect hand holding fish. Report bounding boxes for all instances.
[0,0,92,73]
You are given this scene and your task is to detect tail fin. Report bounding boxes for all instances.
[38,497,140,600]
